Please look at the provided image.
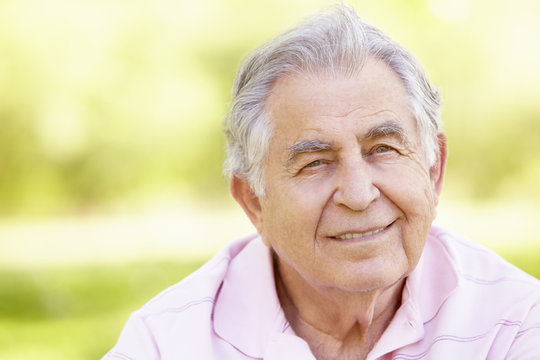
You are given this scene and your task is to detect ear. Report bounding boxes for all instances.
[429,132,448,206]
[230,175,264,234]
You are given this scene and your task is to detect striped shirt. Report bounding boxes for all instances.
[103,226,540,359]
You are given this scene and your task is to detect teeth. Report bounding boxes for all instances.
[335,227,384,240]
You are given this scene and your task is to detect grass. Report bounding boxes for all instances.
[0,248,538,359]
[0,259,204,359]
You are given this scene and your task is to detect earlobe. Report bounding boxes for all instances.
[230,176,264,234]
[430,132,448,205]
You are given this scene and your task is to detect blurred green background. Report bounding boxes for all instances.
[0,0,539,358]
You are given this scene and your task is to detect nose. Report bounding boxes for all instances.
[333,159,380,211]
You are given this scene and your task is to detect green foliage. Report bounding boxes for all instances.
[445,104,540,200]
[1,0,540,216]
[0,259,204,359]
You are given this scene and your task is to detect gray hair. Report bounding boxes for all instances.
[224,4,442,197]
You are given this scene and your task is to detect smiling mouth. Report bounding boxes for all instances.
[331,222,394,240]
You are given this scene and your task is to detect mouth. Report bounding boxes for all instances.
[330,221,395,241]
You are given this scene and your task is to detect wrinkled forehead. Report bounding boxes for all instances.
[265,58,416,136]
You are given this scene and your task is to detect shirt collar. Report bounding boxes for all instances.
[412,225,461,323]
[213,237,301,358]
[369,226,460,358]
[214,226,460,359]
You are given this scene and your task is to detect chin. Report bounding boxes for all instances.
[340,265,409,293]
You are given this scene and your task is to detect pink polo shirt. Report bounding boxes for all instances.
[103,226,540,359]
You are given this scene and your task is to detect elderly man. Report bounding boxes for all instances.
[103,5,540,359]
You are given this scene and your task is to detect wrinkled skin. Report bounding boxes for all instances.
[231,58,447,359]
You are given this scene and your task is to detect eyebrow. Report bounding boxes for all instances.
[365,121,408,145]
[286,139,333,164]
[285,121,409,165]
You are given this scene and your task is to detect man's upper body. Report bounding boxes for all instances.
[103,226,540,359]
[104,4,540,359]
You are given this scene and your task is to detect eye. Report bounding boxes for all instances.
[305,160,322,168]
[373,145,393,154]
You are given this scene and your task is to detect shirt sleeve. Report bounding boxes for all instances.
[101,312,160,360]
[505,298,540,359]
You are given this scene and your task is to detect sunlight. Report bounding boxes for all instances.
[428,0,470,22]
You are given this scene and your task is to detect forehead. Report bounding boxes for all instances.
[266,58,416,143]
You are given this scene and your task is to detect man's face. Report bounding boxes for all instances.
[238,58,445,293]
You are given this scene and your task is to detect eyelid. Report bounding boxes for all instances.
[305,159,322,168]
[375,144,392,151]
[287,141,334,164]
[297,158,331,174]
[369,144,399,156]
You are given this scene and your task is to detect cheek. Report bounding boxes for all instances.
[259,181,329,246]
[376,165,436,260]
[378,159,436,210]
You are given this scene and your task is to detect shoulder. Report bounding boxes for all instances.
[394,226,540,359]
[414,226,540,358]
[429,225,539,288]
[135,234,257,321]
[102,234,259,360]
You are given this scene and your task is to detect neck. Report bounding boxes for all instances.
[275,257,404,359]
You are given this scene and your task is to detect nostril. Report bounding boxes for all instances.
[334,176,380,212]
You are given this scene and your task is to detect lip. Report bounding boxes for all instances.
[328,220,395,242]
